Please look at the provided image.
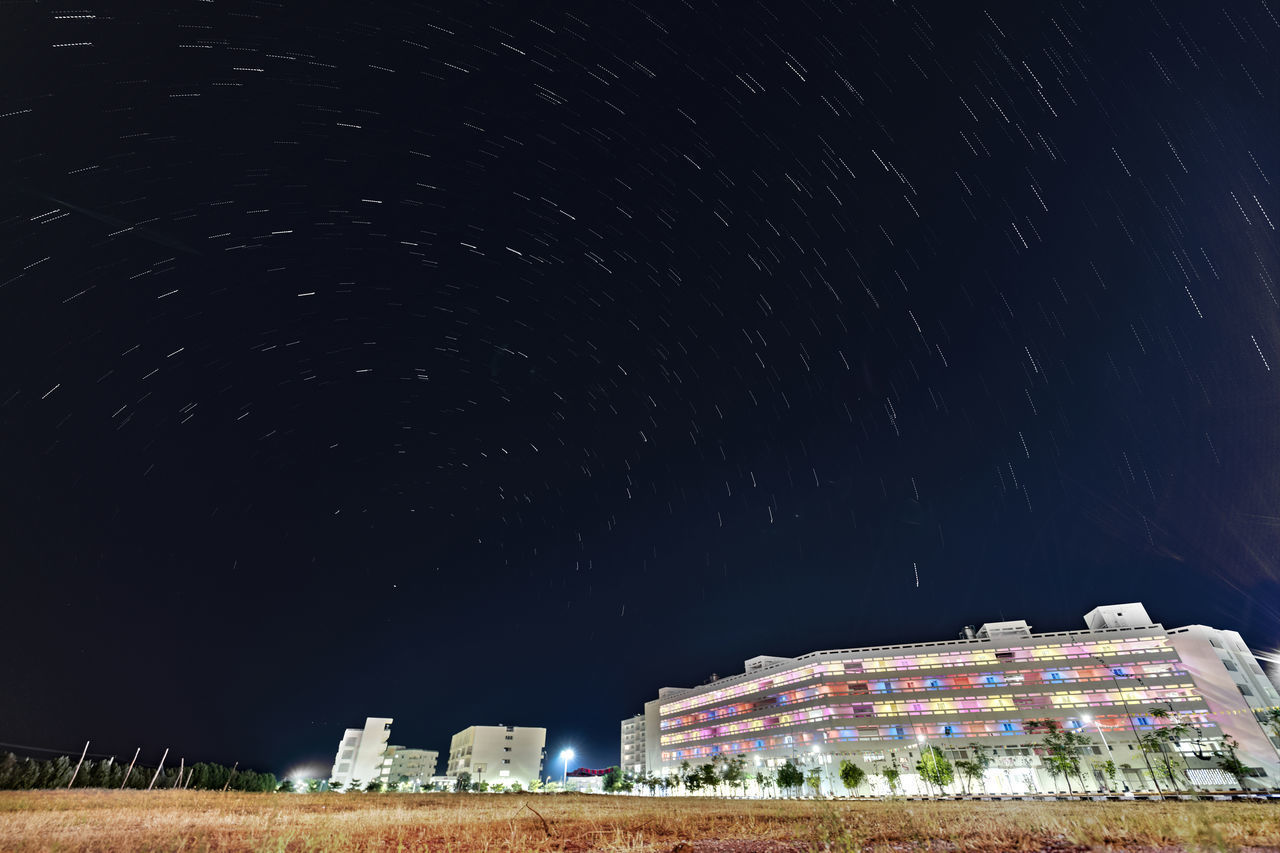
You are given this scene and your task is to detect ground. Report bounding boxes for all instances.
[0,791,1277,852]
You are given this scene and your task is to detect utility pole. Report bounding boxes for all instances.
[67,741,90,788]
[147,749,169,791]
[120,748,140,789]
[221,762,238,792]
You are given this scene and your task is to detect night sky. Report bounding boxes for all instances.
[3,1,1279,777]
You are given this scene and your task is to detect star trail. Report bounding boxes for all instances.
[1,1,1278,772]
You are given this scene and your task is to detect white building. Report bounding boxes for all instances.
[330,717,393,789]
[621,714,647,775]
[446,725,546,788]
[378,746,439,787]
[637,603,1280,795]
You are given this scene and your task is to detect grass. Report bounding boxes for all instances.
[0,791,1277,852]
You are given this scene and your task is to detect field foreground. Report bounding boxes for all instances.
[1,791,1277,853]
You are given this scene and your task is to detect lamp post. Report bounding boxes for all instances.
[1096,656,1162,798]
[1082,714,1121,793]
[560,748,574,791]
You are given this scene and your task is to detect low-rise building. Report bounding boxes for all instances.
[378,746,439,787]
[446,724,546,788]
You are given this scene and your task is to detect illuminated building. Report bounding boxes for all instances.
[378,746,439,788]
[638,604,1280,794]
[620,714,647,775]
[446,724,546,788]
[330,716,393,789]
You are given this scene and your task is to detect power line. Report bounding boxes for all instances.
[0,741,120,760]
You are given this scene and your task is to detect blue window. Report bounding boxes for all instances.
[943,726,953,736]
[1136,716,1151,727]
[755,740,764,749]
[985,676,996,684]
[1112,668,1125,676]
[1002,722,1015,732]
[1050,672,1061,681]
[928,679,941,688]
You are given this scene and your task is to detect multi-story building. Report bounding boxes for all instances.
[621,714,647,775]
[378,746,439,788]
[637,603,1280,795]
[330,717,393,789]
[446,725,546,788]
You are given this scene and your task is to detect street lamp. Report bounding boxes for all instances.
[560,748,574,790]
[1082,714,1119,793]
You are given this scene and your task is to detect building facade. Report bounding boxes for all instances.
[378,746,439,787]
[446,725,546,788]
[621,714,647,775]
[637,603,1280,795]
[330,717,393,789]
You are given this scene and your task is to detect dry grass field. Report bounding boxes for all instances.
[0,791,1277,853]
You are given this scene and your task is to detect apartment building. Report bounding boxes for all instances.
[621,714,647,775]
[446,725,546,787]
[330,717,393,789]
[378,746,439,787]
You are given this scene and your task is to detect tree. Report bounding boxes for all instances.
[306,778,322,793]
[915,745,954,794]
[527,778,542,792]
[454,771,471,792]
[698,762,718,794]
[1263,708,1280,740]
[365,779,383,793]
[776,761,803,797]
[603,766,624,793]
[1027,719,1091,794]
[880,764,902,796]
[385,780,400,793]
[838,758,867,796]
[722,756,746,796]
[953,760,980,795]
[490,783,506,794]
[328,779,344,793]
[967,743,993,794]
[277,779,296,793]
[1143,707,1199,793]
[805,766,823,798]
[1214,735,1251,790]
[475,780,490,792]
[1100,759,1119,792]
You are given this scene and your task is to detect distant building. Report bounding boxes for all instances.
[378,746,439,787]
[565,766,608,793]
[620,714,647,775]
[446,725,546,787]
[330,717,393,789]
[633,603,1280,795]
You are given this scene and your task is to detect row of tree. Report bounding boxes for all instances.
[0,753,277,792]
[595,706,1279,799]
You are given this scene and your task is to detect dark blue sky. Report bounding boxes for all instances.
[2,0,1278,776]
